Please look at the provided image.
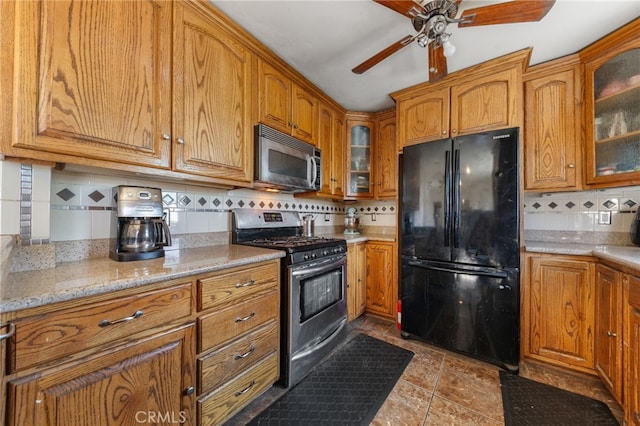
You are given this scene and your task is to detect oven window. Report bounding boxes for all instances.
[300,267,343,322]
[268,149,307,179]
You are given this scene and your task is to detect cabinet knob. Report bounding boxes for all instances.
[442,130,447,135]
[567,163,575,169]
[288,121,293,127]
[451,129,457,134]
[162,133,171,140]
[293,124,299,129]
[607,331,617,338]
[176,137,185,145]
[184,386,195,396]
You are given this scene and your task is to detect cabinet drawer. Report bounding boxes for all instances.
[198,290,278,352]
[10,283,192,372]
[198,351,278,426]
[198,261,279,311]
[198,320,278,394]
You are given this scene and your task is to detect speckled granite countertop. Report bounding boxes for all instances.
[1,245,284,313]
[525,241,640,272]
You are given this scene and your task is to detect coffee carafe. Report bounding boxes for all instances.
[110,186,171,261]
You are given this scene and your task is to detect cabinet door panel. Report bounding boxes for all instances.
[10,0,172,167]
[173,4,252,182]
[451,68,515,136]
[318,105,334,195]
[375,112,397,199]
[331,114,345,197]
[8,325,195,426]
[292,84,317,145]
[397,87,449,147]
[524,64,580,190]
[257,61,292,134]
[527,257,595,370]
[365,242,396,319]
[595,264,623,404]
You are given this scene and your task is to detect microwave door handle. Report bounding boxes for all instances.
[309,156,317,188]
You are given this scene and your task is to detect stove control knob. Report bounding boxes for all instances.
[304,254,310,261]
[311,253,317,258]
[322,250,329,256]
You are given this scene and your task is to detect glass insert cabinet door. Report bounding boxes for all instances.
[585,46,640,184]
[346,120,374,197]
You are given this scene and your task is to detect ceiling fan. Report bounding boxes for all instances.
[352,0,556,81]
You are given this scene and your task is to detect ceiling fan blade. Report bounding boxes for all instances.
[373,0,421,18]
[428,43,447,81]
[352,35,414,74]
[458,0,555,28]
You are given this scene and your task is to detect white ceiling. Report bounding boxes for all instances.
[211,0,640,112]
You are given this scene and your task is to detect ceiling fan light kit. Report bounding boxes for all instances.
[353,0,556,80]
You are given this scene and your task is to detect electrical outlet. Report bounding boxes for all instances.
[371,213,376,222]
[324,213,330,222]
[598,211,612,225]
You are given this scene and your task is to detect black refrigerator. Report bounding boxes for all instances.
[399,127,520,372]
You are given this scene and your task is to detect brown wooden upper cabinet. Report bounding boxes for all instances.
[374,110,397,199]
[4,0,173,168]
[581,18,640,187]
[523,55,582,191]
[345,111,397,200]
[346,114,375,199]
[317,102,345,199]
[2,0,254,186]
[257,59,318,146]
[173,1,253,182]
[393,49,528,150]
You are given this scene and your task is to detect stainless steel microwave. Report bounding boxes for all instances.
[254,124,321,192]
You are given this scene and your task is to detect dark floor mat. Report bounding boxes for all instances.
[500,371,619,425]
[248,333,413,425]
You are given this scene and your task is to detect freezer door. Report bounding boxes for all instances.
[400,259,520,370]
[452,128,519,268]
[401,138,452,262]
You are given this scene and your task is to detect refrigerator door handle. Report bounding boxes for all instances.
[444,150,451,248]
[453,148,461,248]
[406,261,509,279]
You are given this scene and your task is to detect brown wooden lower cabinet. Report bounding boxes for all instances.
[626,273,640,426]
[595,264,623,404]
[524,254,640,424]
[347,241,367,322]
[522,253,596,372]
[365,241,397,320]
[195,259,280,425]
[2,258,282,426]
[7,323,196,426]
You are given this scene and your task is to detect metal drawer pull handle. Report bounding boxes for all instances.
[234,345,256,360]
[234,380,255,397]
[235,279,255,288]
[607,331,617,337]
[98,310,144,327]
[0,322,15,341]
[235,312,255,323]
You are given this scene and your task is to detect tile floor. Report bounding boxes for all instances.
[227,315,623,425]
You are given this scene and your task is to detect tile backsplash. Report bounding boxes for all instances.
[524,185,640,245]
[3,158,639,273]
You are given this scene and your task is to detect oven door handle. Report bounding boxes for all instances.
[291,318,347,363]
[291,256,345,277]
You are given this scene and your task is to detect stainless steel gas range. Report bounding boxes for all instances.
[232,209,347,388]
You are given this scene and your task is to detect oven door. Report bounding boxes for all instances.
[285,254,347,385]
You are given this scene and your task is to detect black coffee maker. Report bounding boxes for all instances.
[110,186,171,261]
